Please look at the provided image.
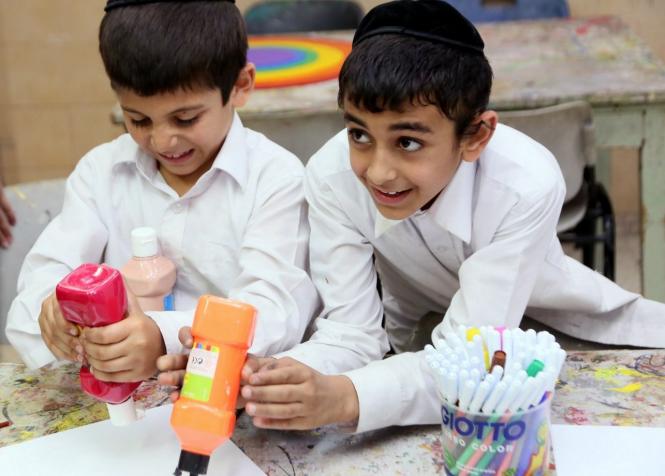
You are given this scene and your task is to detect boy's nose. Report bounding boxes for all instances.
[366,152,397,185]
[150,129,178,151]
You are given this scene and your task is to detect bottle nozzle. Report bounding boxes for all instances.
[176,450,209,476]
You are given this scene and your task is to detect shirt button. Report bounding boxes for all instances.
[173,203,184,214]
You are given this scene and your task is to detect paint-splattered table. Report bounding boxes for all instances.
[1,350,663,474]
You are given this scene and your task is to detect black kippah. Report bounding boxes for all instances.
[105,0,234,12]
[353,0,484,53]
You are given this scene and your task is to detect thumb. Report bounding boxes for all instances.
[178,326,193,348]
[123,280,144,316]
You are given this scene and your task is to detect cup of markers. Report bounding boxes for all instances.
[425,326,566,476]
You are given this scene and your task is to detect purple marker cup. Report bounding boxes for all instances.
[440,394,553,476]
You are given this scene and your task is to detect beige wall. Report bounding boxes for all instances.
[1,0,664,185]
[0,0,122,184]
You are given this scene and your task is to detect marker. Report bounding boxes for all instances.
[445,371,459,405]
[526,359,545,377]
[494,379,522,414]
[508,377,536,413]
[467,381,491,413]
[490,364,504,380]
[458,379,477,411]
[0,421,11,429]
[481,380,508,414]
[490,350,506,370]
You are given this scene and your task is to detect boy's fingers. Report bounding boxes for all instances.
[249,366,307,386]
[124,283,144,314]
[0,188,16,225]
[156,353,188,372]
[157,370,186,387]
[0,213,12,248]
[252,416,312,431]
[177,327,193,348]
[241,356,274,380]
[169,390,180,403]
[87,355,133,374]
[82,320,130,345]
[245,402,304,420]
[82,339,123,361]
[44,334,76,361]
[242,384,302,404]
[90,366,139,383]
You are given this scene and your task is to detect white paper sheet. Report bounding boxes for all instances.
[551,424,665,476]
[0,404,265,476]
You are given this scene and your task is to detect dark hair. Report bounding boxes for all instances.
[99,1,247,103]
[338,34,493,138]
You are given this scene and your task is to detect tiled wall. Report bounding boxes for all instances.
[0,0,663,191]
[0,0,122,184]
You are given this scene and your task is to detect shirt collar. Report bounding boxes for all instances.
[208,112,249,189]
[114,112,249,190]
[374,213,403,238]
[427,159,476,243]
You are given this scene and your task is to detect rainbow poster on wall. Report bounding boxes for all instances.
[248,36,351,89]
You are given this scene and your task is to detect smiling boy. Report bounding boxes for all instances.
[6,0,317,380]
[237,0,665,433]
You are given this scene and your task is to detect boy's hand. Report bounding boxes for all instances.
[38,292,80,362]
[157,326,194,402]
[241,357,360,430]
[0,182,16,248]
[81,291,165,382]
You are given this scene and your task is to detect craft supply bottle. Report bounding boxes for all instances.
[121,227,176,312]
[171,295,257,476]
[56,263,141,425]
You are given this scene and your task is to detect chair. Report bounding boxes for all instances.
[244,0,364,34]
[446,0,568,23]
[500,101,615,280]
[0,179,65,344]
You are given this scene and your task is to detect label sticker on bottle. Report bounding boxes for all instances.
[181,342,220,402]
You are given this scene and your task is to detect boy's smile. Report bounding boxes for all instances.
[344,100,466,221]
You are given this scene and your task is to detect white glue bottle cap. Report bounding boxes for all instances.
[106,398,139,426]
[131,227,158,258]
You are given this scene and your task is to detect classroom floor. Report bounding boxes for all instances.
[0,215,642,363]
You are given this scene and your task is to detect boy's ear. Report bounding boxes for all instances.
[460,110,498,163]
[230,63,256,108]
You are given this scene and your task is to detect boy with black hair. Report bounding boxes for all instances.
[231,0,665,432]
[6,0,318,381]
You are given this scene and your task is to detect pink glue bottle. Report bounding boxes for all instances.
[121,227,176,312]
[56,263,141,425]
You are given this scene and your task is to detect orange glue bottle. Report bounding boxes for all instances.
[171,295,257,476]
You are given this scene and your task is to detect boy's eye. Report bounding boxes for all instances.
[176,116,199,127]
[398,137,422,152]
[348,128,370,144]
[130,117,151,128]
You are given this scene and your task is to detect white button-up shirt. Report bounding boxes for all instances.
[281,125,665,433]
[7,113,319,369]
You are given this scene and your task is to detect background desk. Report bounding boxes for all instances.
[236,16,665,302]
[2,350,664,474]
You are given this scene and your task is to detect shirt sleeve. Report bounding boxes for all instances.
[344,350,441,433]
[5,157,109,369]
[433,177,566,340]
[276,155,390,374]
[228,173,320,357]
[145,310,192,356]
